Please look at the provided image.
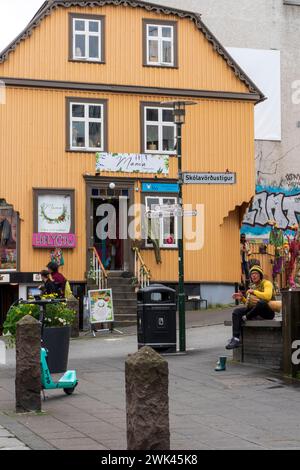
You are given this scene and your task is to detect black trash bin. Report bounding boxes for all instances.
[137,284,177,353]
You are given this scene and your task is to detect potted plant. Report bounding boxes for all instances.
[147,128,158,151]
[3,296,76,374]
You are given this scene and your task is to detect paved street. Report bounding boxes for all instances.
[1,308,300,450]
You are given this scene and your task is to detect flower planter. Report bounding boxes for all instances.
[42,326,71,374]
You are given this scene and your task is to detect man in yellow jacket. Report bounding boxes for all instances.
[226,265,276,350]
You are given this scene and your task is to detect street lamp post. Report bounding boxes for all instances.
[161,100,196,352]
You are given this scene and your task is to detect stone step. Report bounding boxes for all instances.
[114,305,137,314]
[109,285,135,294]
[114,315,137,326]
[108,278,133,285]
[108,271,133,278]
[112,291,137,300]
[113,299,137,308]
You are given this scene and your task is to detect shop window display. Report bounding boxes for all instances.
[0,207,18,271]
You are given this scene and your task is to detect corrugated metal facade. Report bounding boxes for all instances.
[0,3,256,284]
[0,87,254,282]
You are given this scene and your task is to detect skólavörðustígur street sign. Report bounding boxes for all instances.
[183,172,236,184]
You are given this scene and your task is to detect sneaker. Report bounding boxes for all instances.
[225,337,240,350]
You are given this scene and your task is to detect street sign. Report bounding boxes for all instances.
[146,210,197,219]
[183,172,236,184]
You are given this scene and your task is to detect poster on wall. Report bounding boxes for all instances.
[33,189,76,248]
[88,289,114,324]
[96,152,169,175]
[0,207,18,271]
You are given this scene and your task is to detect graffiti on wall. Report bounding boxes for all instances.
[242,186,300,238]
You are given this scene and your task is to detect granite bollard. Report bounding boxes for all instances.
[15,315,41,413]
[126,346,170,450]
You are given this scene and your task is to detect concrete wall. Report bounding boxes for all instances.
[151,0,300,237]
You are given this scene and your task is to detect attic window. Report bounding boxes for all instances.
[69,13,105,63]
[143,19,178,68]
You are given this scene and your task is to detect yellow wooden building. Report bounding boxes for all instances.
[0,0,263,324]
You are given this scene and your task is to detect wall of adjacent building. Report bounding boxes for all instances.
[0,86,254,282]
[151,0,300,238]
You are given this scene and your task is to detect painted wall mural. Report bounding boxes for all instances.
[242,140,300,240]
[242,185,300,239]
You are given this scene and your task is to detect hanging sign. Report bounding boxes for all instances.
[33,189,75,249]
[88,289,114,324]
[96,153,169,175]
[183,172,236,184]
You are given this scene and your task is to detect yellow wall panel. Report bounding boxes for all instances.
[0,5,249,94]
[0,87,254,283]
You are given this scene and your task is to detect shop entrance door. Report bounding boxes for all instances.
[0,284,19,334]
[93,198,124,271]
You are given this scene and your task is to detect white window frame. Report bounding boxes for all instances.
[70,101,104,151]
[146,24,174,66]
[73,17,102,62]
[145,196,178,249]
[144,106,176,155]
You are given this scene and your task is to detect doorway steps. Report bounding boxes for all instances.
[107,272,137,326]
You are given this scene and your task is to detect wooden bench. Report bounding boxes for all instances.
[224,318,283,370]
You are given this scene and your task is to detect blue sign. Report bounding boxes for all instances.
[142,182,179,193]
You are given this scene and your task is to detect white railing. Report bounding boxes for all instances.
[133,247,151,289]
[88,247,108,290]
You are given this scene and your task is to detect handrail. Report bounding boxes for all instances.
[92,247,108,279]
[133,246,151,288]
[88,247,108,290]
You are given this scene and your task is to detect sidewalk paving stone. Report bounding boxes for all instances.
[1,311,300,450]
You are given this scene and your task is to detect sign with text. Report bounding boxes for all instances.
[32,233,76,248]
[0,274,10,283]
[96,153,169,175]
[88,289,114,324]
[183,172,236,185]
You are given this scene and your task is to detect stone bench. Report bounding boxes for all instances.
[224,318,283,370]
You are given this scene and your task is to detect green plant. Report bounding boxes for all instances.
[3,304,40,344]
[3,301,76,347]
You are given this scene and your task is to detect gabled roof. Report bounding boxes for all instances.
[0,0,265,101]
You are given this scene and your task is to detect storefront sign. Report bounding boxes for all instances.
[96,153,169,175]
[142,183,179,193]
[183,172,236,184]
[0,274,10,283]
[32,233,76,248]
[33,189,75,249]
[88,289,114,324]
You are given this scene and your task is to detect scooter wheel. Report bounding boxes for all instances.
[64,387,75,395]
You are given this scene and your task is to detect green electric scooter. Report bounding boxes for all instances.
[18,298,78,396]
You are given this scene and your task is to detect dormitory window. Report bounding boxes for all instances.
[67,99,107,152]
[143,20,178,67]
[143,105,176,154]
[145,196,178,248]
[70,14,105,62]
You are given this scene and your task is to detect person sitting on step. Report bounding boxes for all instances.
[226,265,276,350]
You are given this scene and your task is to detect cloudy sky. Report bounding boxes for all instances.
[0,0,44,51]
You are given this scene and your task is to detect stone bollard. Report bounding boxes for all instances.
[126,346,170,450]
[15,315,41,413]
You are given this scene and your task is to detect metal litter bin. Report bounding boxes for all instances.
[137,284,177,353]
